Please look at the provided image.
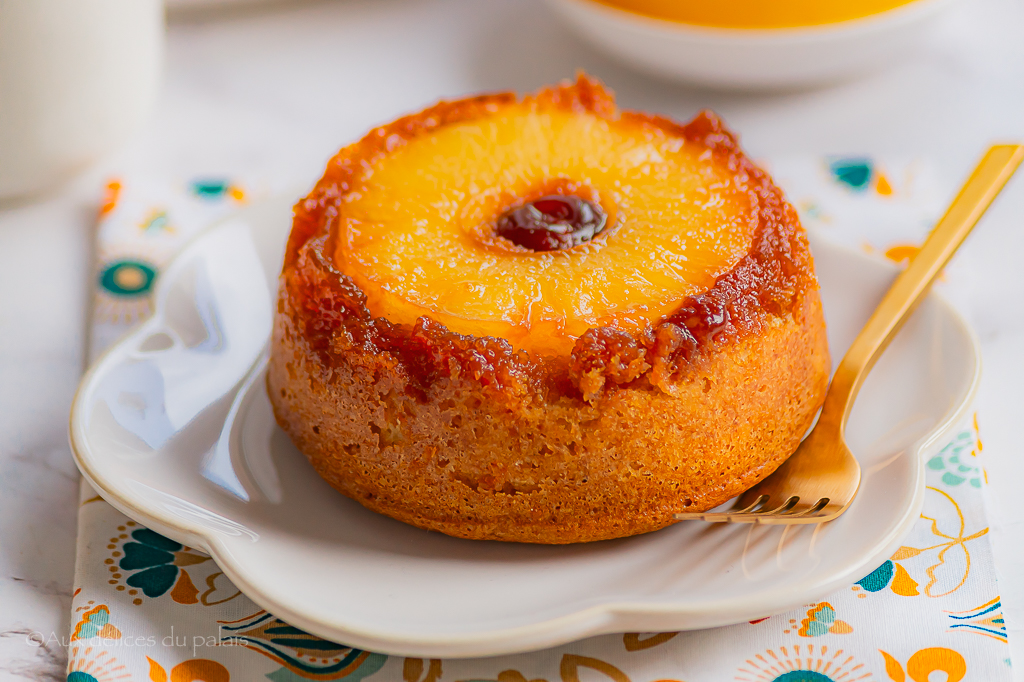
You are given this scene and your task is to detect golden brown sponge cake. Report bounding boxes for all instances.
[268,75,830,544]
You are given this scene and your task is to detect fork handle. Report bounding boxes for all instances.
[819,145,1024,436]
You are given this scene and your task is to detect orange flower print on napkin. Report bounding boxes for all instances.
[854,486,987,599]
[67,645,130,682]
[796,603,853,637]
[735,643,869,681]
[880,647,965,682]
[71,604,121,641]
[147,657,230,682]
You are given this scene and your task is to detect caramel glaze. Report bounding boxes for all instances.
[280,76,817,406]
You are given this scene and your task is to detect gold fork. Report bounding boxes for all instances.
[674,144,1024,525]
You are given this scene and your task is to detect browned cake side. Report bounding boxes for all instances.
[270,294,827,543]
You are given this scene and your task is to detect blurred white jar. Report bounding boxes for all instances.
[0,0,163,201]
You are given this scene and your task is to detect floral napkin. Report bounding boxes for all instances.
[68,159,1010,682]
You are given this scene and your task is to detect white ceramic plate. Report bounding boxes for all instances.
[70,195,980,658]
[548,0,954,89]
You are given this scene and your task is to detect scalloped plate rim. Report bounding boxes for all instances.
[69,195,982,658]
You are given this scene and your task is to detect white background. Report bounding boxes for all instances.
[2,0,1024,678]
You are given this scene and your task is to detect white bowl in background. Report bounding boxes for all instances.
[548,0,954,90]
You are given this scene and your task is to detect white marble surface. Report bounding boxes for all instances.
[2,0,1024,678]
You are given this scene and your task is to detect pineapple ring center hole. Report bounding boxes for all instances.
[495,195,607,252]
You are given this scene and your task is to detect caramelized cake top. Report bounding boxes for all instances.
[284,76,816,399]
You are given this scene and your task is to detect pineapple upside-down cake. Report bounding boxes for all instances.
[268,75,830,544]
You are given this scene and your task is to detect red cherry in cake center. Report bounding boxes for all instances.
[496,195,607,252]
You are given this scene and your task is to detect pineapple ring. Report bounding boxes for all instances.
[330,92,757,357]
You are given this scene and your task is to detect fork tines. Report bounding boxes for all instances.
[673,495,832,525]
